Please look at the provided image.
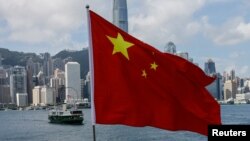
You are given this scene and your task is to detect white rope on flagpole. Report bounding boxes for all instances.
[86,5,96,141]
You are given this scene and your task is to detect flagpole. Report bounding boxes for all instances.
[86,5,96,141]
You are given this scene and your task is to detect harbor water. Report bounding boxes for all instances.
[0,105,250,141]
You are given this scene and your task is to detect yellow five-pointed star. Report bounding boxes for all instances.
[107,33,134,60]
[150,62,158,71]
[142,69,147,78]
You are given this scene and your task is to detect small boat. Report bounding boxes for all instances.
[76,98,91,109]
[48,104,84,124]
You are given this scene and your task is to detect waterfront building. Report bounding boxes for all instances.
[235,93,250,104]
[32,86,42,106]
[16,93,28,107]
[0,85,11,103]
[113,0,128,32]
[41,86,54,105]
[224,80,237,100]
[10,66,27,104]
[204,59,216,75]
[65,62,81,103]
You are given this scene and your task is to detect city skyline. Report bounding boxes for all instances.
[0,0,250,77]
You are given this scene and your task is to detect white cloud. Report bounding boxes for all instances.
[128,0,205,48]
[0,0,84,45]
[202,16,250,45]
[229,51,246,59]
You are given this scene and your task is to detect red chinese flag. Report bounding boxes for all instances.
[89,10,221,136]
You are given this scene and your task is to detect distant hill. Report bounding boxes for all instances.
[0,48,89,79]
[0,48,42,66]
[53,49,89,78]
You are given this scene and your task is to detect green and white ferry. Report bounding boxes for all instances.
[48,104,84,124]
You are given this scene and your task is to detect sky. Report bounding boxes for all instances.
[0,0,250,77]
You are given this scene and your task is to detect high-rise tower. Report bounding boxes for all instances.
[204,59,216,75]
[10,66,27,104]
[65,62,81,103]
[164,42,176,54]
[113,0,128,32]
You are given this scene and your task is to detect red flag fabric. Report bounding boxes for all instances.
[89,10,221,136]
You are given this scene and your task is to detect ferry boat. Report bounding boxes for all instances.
[76,98,91,109]
[48,104,84,124]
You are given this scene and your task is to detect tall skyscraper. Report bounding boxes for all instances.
[26,58,34,104]
[204,59,216,75]
[0,68,11,103]
[164,42,176,54]
[113,0,128,32]
[65,62,81,103]
[42,52,53,84]
[10,66,27,104]
[230,69,235,80]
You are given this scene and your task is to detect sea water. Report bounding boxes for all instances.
[0,105,250,141]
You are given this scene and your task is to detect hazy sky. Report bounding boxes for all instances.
[0,0,250,77]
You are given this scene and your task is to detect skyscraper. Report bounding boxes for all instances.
[10,66,27,104]
[26,58,34,104]
[204,59,216,75]
[42,52,53,84]
[164,42,176,54]
[113,0,128,32]
[230,69,235,80]
[206,73,223,100]
[65,62,81,103]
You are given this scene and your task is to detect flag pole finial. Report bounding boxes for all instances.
[86,5,90,9]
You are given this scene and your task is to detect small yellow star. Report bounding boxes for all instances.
[142,69,147,78]
[150,62,158,71]
[107,33,134,60]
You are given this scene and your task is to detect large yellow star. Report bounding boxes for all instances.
[107,33,134,60]
[150,62,158,71]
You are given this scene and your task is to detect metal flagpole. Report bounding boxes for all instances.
[86,5,96,141]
